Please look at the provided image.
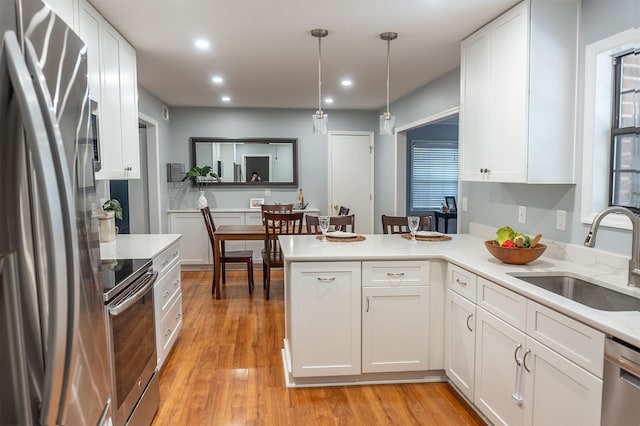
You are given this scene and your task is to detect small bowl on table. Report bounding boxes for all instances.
[484,240,547,265]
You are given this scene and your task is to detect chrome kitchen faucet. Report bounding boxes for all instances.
[584,206,640,287]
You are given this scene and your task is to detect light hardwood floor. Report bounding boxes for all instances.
[152,270,484,425]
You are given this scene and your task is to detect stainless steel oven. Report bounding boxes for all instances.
[102,259,159,426]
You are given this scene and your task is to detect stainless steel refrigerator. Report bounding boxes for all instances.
[0,0,112,424]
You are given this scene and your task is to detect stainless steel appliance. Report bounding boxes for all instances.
[602,336,640,425]
[101,258,159,426]
[0,0,112,424]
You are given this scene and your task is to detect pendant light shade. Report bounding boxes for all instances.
[311,29,329,134]
[379,32,398,135]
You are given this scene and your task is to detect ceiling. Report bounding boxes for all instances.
[89,0,519,110]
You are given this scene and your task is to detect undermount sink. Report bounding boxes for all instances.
[508,273,640,312]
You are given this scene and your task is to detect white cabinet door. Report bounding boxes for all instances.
[117,40,140,178]
[474,307,525,426]
[523,337,602,426]
[444,289,476,401]
[78,1,101,104]
[489,4,528,182]
[362,286,430,373]
[168,213,211,265]
[290,262,361,377]
[459,25,491,181]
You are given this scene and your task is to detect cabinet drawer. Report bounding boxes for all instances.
[362,261,429,287]
[158,294,182,367]
[448,263,477,302]
[526,301,604,377]
[155,261,181,315]
[153,240,180,276]
[477,277,527,331]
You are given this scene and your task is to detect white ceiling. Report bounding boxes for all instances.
[89,0,519,110]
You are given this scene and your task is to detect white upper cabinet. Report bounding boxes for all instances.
[44,0,77,29]
[77,0,140,180]
[460,0,579,183]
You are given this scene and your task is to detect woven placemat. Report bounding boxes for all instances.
[316,235,366,242]
[401,233,452,242]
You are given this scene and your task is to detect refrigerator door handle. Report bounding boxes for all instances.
[23,37,82,423]
[2,31,71,426]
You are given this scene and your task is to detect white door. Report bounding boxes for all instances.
[328,131,374,233]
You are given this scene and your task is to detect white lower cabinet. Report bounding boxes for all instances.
[444,289,476,400]
[445,264,604,426]
[523,337,602,426]
[362,286,429,373]
[152,240,182,369]
[290,262,361,377]
[168,211,210,265]
[475,307,526,426]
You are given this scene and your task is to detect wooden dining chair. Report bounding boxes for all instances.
[201,207,255,295]
[260,203,294,224]
[306,215,355,234]
[338,205,350,216]
[262,211,304,300]
[381,215,432,234]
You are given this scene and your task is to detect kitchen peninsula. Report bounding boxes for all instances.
[280,232,640,426]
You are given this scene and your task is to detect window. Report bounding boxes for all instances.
[581,28,639,230]
[407,140,458,214]
[610,50,640,209]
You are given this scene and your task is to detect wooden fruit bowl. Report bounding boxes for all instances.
[484,240,547,265]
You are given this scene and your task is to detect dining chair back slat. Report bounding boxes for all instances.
[306,215,355,234]
[262,211,304,299]
[381,214,432,234]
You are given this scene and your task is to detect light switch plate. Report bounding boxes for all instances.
[265,188,271,196]
[462,197,468,212]
[518,206,526,224]
[556,209,566,231]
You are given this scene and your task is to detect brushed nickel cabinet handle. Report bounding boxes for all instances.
[387,272,405,278]
[514,344,523,366]
[466,314,473,332]
[523,349,531,372]
[456,278,467,286]
[317,277,336,282]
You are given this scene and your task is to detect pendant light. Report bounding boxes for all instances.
[379,32,398,135]
[311,29,329,134]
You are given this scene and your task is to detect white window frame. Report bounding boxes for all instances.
[581,28,639,230]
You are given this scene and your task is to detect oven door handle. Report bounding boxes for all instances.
[108,272,157,316]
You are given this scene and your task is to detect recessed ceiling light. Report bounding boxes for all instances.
[211,76,224,84]
[221,96,231,102]
[341,79,353,87]
[325,97,334,104]
[194,39,210,50]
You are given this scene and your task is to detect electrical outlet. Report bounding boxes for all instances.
[556,209,566,231]
[264,188,271,196]
[462,197,468,212]
[518,206,526,224]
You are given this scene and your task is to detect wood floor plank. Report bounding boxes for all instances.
[152,270,485,425]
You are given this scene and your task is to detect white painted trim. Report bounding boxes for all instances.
[139,112,162,234]
[394,107,460,230]
[580,29,638,231]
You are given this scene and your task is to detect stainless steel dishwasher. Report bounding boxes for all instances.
[602,337,640,425]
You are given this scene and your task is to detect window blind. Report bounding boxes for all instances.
[408,140,458,213]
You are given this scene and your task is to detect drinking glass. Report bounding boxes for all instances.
[407,216,420,241]
[318,216,330,242]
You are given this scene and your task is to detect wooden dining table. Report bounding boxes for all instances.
[213,224,265,299]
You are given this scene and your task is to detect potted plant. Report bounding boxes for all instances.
[99,199,122,242]
[182,165,220,208]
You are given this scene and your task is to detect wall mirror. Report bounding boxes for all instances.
[190,137,298,187]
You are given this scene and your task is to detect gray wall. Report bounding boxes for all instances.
[166,107,376,213]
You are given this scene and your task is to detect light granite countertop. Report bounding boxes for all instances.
[100,234,181,260]
[279,233,640,348]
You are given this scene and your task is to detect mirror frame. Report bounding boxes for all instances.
[189,137,298,187]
